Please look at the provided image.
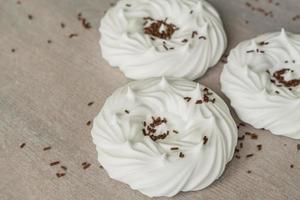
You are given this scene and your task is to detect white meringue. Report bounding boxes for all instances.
[99,0,227,80]
[91,77,237,197]
[221,29,300,139]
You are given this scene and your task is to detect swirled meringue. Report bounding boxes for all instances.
[99,0,227,80]
[221,29,300,139]
[91,77,237,197]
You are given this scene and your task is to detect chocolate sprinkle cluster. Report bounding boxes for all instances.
[271,68,300,88]
[142,116,170,142]
[143,17,179,40]
[183,88,216,104]
[196,88,216,104]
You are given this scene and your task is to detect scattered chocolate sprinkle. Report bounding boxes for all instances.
[28,14,33,20]
[290,164,294,168]
[47,40,52,44]
[69,33,78,38]
[195,100,203,104]
[20,143,26,148]
[297,144,300,150]
[43,146,51,151]
[60,22,65,28]
[190,10,193,14]
[88,101,94,106]
[110,2,115,7]
[81,18,92,29]
[50,161,60,166]
[173,130,178,134]
[56,173,66,178]
[191,31,198,38]
[11,48,16,53]
[246,50,255,53]
[247,170,252,174]
[99,165,103,169]
[238,135,245,140]
[179,152,184,158]
[246,154,254,158]
[171,147,179,150]
[203,136,208,145]
[257,144,262,151]
[61,166,67,171]
[86,120,92,126]
[182,39,188,43]
[163,44,168,51]
[275,91,280,94]
[126,4,131,7]
[125,109,130,114]
[82,162,91,169]
[235,155,241,159]
[240,142,243,149]
[235,148,240,153]
[198,36,206,40]
[184,97,192,102]
[250,133,258,140]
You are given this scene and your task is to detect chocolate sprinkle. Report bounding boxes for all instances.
[171,147,179,150]
[43,146,51,151]
[246,154,254,158]
[257,144,262,151]
[179,152,184,158]
[88,101,94,106]
[82,162,91,170]
[86,120,92,126]
[50,161,60,166]
[203,136,208,145]
[125,109,130,114]
[56,173,66,178]
[20,143,26,148]
[69,33,78,38]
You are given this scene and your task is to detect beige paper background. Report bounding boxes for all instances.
[0,0,300,199]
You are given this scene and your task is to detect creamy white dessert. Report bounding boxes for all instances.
[91,77,237,197]
[99,0,227,80]
[221,29,300,139]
